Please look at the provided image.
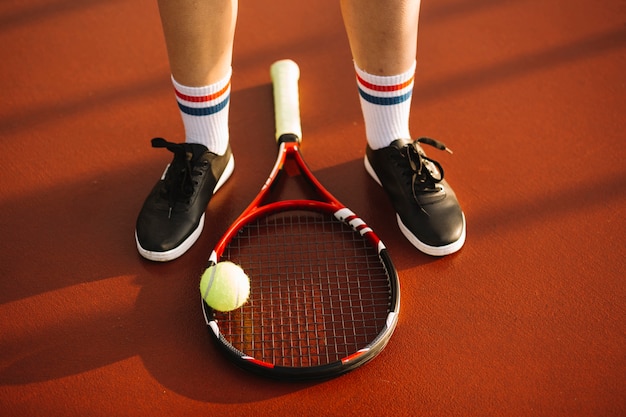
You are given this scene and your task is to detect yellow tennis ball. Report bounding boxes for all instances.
[200,261,250,312]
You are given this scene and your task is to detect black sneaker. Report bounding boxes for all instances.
[135,138,234,261]
[365,138,466,256]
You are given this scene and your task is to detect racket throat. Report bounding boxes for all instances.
[277,133,300,145]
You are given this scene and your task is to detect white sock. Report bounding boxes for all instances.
[355,61,416,150]
[172,68,232,155]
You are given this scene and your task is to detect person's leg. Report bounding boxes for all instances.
[341,0,466,256]
[157,0,237,86]
[341,0,419,76]
[341,0,418,150]
[158,0,237,154]
[136,0,237,261]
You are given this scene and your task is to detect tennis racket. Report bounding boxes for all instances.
[201,59,400,380]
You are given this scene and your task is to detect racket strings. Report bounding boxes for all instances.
[215,211,392,368]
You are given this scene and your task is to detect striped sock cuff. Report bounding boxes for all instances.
[171,69,232,154]
[355,62,416,149]
[172,68,232,117]
[355,61,416,106]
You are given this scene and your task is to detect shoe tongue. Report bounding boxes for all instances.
[422,158,442,181]
[183,143,208,163]
[390,138,413,150]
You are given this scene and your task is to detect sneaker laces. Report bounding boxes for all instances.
[151,137,206,218]
[404,137,453,201]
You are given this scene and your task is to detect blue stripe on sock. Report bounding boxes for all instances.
[177,95,230,116]
[358,88,412,106]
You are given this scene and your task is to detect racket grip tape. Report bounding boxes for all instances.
[270,59,302,143]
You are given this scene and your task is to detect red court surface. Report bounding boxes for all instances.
[1,0,625,416]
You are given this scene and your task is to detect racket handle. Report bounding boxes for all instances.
[270,59,302,143]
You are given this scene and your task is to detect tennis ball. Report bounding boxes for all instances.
[200,261,250,312]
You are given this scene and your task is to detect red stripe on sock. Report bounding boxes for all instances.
[356,73,414,92]
[175,81,231,103]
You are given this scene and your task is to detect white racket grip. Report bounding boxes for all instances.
[270,59,302,142]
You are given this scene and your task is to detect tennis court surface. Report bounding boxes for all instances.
[1,0,624,416]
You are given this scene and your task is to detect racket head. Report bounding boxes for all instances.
[202,201,400,380]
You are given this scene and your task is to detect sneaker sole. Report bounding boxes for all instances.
[364,155,466,256]
[136,155,235,262]
[397,212,466,256]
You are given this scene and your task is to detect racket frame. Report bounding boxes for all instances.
[201,61,401,380]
